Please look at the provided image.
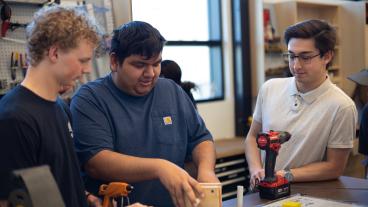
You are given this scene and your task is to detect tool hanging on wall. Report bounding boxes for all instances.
[10,52,16,80]
[0,79,7,90]
[0,0,28,37]
[20,53,28,77]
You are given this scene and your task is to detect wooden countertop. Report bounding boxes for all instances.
[214,137,245,159]
[185,137,246,177]
[223,176,368,206]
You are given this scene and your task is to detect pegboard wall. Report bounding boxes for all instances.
[0,0,114,94]
[0,3,38,94]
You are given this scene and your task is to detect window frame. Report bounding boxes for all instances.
[132,0,224,103]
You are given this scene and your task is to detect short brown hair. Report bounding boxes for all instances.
[110,21,166,65]
[284,19,336,68]
[26,6,103,66]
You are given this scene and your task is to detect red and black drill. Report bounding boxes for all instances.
[1,0,28,37]
[256,130,291,200]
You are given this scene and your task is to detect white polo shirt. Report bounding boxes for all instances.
[253,77,357,171]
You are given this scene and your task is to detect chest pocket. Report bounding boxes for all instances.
[151,113,178,145]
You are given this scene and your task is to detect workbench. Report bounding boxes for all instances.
[214,138,248,200]
[223,176,368,206]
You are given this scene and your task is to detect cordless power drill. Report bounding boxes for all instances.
[256,130,291,200]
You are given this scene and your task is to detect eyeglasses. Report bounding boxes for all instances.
[283,53,320,65]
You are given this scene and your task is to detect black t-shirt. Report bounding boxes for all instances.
[359,103,368,155]
[0,86,87,207]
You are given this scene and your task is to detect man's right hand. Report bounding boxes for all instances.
[250,168,265,190]
[156,160,204,207]
[0,200,7,207]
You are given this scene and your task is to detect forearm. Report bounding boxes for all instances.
[192,140,219,183]
[281,148,351,182]
[192,140,216,173]
[244,135,263,173]
[284,161,344,182]
[244,120,263,174]
[87,150,204,207]
[85,150,168,183]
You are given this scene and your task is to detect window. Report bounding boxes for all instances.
[132,0,223,102]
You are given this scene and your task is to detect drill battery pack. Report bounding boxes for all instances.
[258,175,290,200]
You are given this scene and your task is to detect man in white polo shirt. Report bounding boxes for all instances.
[245,19,357,188]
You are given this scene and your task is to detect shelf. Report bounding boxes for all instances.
[221,176,246,186]
[265,36,281,43]
[216,159,245,169]
[268,0,366,95]
[5,0,48,4]
[265,65,289,76]
[216,168,246,178]
[265,43,283,53]
[296,2,338,28]
[331,77,341,83]
[328,65,340,71]
[265,47,283,53]
[215,138,245,159]
[0,37,26,44]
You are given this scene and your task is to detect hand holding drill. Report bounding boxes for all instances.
[255,130,292,200]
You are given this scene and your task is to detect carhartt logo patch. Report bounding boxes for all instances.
[163,116,172,125]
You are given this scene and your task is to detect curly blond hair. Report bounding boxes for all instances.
[26,5,103,66]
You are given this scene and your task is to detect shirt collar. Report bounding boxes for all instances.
[288,76,332,104]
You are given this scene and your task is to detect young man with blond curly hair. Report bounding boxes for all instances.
[0,5,103,207]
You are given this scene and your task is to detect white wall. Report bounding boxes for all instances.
[111,0,132,26]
